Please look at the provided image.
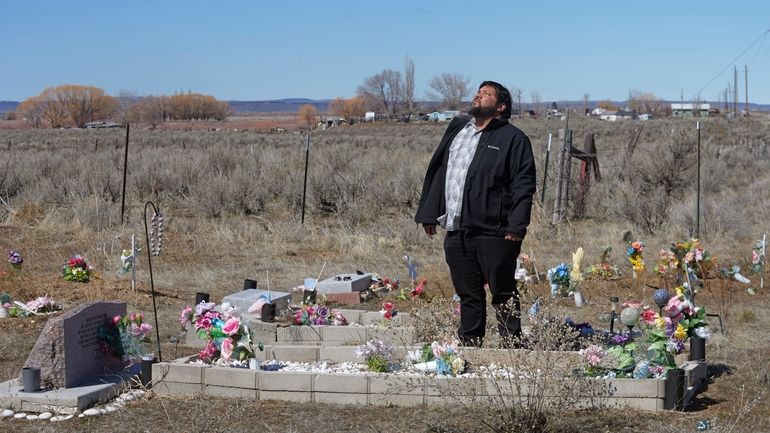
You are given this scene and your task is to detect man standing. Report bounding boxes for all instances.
[415,81,536,347]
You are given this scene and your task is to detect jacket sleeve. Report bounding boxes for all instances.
[505,131,537,238]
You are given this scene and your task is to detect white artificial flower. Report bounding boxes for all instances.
[695,326,711,340]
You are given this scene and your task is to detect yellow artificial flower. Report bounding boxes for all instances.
[655,317,666,330]
[676,286,685,296]
[674,323,687,340]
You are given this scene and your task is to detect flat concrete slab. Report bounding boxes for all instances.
[222,289,291,313]
[0,365,138,414]
[316,273,372,294]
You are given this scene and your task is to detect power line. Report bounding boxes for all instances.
[690,29,769,101]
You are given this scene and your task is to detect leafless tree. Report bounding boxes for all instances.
[403,55,415,113]
[583,93,590,115]
[427,73,470,110]
[357,69,403,114]
[530,90,542,114]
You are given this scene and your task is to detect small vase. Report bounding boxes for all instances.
[194,292,210,305]
[0,306,7,318]
[261,303,276,322]
[689,336,706,362]
[140,356,157,387]
[249,358,259,370]
[21,367,41,392]
[664,367,685,410]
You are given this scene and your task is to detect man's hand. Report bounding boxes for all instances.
[504,233,523,242]
[423,224,437,238]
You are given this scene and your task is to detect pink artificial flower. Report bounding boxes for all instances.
[179,306,193,329]
[431,341,445,359]
[195,317,212,331]
[220,337,234,361]
[222,317,241,336]
[411,279,426,298]
[664,296,693,320]
[199,340,218,362]
[694,248,704,262]
[684,252,694,263]
[641,309,658,326]
[622,300,642,310]
[113,315,122,325]
[631,241,643,252]
[752,251,760,264]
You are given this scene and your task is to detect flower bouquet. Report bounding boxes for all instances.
[669,239,715,279]
[546,263,570,298]
[642,295,709,369]
[589,247,619,280]
[180,302,262,363]
[430,340,467,376]
[292,304,348,326]
[356,339,393,372]
[8,250,22,271]
[99,312,153,362]
[626,241,645,276]
[380,302,397,321]
[62,255,94,282]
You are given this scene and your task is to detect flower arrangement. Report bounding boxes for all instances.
[547,263,570,297]
[98,312,153,362]
[369,275,399,293]
[356,339,393,372]
[589,247,619,279]
[380,302,397,320]
[61,255,94,282]
[118,249,134,276]
[292,304,348,326]
[626,241,645,275]
[430,340,466,376]
[180,302,262,363]
[669,239,715,279]
[750,238,766,275]
[0,294,60,317]
[8,250,22,271]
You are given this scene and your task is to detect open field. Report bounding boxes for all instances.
[0,116,769,432]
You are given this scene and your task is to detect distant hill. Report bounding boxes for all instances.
[0,101,18,113]
[228,99,329,113]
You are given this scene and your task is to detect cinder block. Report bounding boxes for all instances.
[277,326,323,343]
[314,392,368,405]
[324,292,361,305]
[369,393,424,406]
[259,371,315,392]
[336,309,362,323]
[204,385,258,399]
[314,374,367,394]
[321,326,367,344]
[608,378,664,398]
[259,390,312,403]
[319,346,360,363]
[268,346,319,363]
[153,381,203,395]
[152,362,206,384]
[425,376,485,396]
[369,375,424,396]
[366,327,415,345]
[426,394,484,406]
[360,312,412,325]
[245,319,278,344]
[205,366,258,389]
[484,377,529,398]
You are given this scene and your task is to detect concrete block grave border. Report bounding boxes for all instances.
[151,355,706,411]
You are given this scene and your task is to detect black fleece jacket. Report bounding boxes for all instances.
[414,116,536,238]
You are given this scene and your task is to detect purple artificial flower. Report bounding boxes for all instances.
[611,332,631,345]
[8,250,23,266]
[316,305,329,318]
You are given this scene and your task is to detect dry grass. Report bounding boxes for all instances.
[1,117,770,432]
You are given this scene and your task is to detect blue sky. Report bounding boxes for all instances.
[2,1,769,103]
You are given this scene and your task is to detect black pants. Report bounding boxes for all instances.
[444,230,521,346]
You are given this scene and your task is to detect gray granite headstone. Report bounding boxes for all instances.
[221,289,291,313]
[21,302,126,389]
[315,273,372,294]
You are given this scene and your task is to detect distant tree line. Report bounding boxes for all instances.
[15,85,231,128]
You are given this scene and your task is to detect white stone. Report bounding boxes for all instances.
[26,415,39,420]
[99,408,106,414]
[51,416,66,422]
[1,409,14,418]
[124,394,135,401]
[14,412,27,419]
[83,408,100,416]
[78,414,85,418]
[105,405,117,413]
[39,412,53,420]
[114,397,125,404]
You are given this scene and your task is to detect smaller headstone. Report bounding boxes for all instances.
[221,289,290,313]
[315,273,372,294]
[21,301,127,388]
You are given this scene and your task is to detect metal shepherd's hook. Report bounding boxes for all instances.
[143,201,164,361]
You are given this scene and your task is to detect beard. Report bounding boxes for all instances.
[468,104,498,118]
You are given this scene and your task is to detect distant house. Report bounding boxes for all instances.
[364,111,376,122]
[672,103,710,118]
[599,110,635,121]
[84,121,123,129]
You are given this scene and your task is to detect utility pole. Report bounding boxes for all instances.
[734,66,739,116]
[745,64,749,116]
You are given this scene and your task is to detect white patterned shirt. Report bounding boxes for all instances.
[440,119,482,231]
